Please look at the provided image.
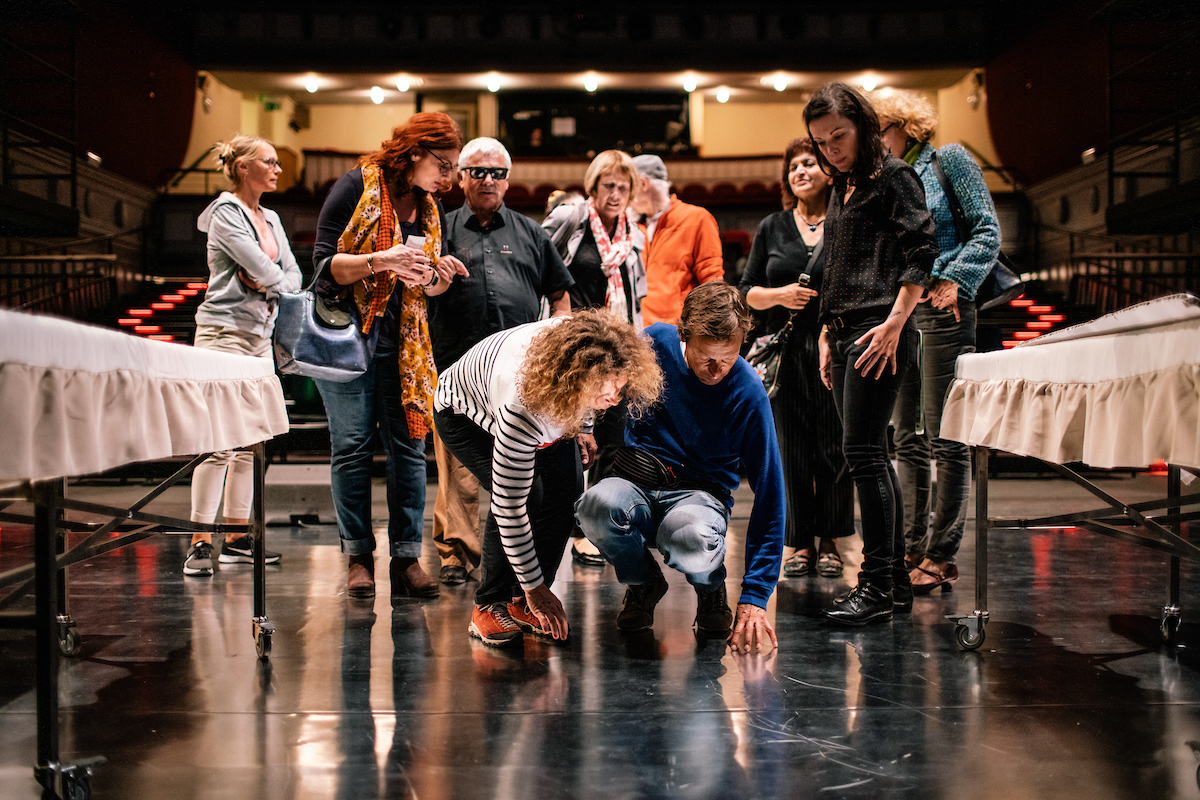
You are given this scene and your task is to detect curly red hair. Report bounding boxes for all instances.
[360,111,464,193]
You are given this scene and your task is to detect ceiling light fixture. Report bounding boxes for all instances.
[370,86,385,104]
[396,75,411,93]
[486,72,502,93]
[682,72,697,93]
[303,76,319,94]
[584,71,599,93]
[773,73,788,92]
[861,74,878,92]
[716,86,730,103]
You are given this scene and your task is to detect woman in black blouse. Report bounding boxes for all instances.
[739,137,854,580]
[804,83,939,626]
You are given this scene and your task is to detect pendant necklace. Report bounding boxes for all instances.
[796,208,825,232]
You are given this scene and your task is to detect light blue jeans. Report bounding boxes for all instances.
[575,477,731,592]
[314,352,426,558]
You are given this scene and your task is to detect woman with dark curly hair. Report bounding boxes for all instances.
[433,309,662,646]
[312,112,468,600]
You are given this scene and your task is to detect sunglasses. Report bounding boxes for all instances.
[464,166,509,181]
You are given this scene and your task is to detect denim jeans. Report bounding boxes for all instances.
[314,352,426,559]
[892,302,976,564]
[433,408,581,606]
[828,316,917,590]
[575,477,732,593]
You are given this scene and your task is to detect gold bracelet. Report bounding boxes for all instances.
[366,253,375,275]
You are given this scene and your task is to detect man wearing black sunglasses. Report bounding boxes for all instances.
[427,137,576,586]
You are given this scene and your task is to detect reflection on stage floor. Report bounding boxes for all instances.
[2,472,1200,799]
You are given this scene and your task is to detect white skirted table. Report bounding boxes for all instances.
[940,293,1200,650]
[0,308,289,798]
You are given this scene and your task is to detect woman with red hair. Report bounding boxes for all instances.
[312,112,468,600]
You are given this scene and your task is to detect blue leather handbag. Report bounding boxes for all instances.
[273,280,377,383]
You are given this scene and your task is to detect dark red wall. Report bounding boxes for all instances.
[986,3,1108,187]
[7,1,195,189]
[77,2,196,188]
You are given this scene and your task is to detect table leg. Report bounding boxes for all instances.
[251,442,273,660]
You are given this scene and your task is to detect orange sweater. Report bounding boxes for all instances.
[640,197,725,327]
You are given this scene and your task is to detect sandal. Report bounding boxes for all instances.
[911,561,959,595]
[816,551,844,578]
[783,552,812,577]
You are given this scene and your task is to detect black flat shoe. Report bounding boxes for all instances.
[825,582,893,626]
[571,541,607,567]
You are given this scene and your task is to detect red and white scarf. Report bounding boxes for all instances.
[586,197,633,322]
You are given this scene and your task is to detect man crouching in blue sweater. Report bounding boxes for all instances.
[575,281,786,653]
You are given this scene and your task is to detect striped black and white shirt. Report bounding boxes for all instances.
[434,318,566,591]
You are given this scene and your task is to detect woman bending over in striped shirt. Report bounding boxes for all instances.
[434,309,662,645]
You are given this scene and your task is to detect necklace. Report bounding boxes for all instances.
[795,208,825,232]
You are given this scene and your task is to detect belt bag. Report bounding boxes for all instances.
[273,280,377,383]
[611,447,731,503]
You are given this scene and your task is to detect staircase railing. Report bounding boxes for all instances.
[0,254,118,317]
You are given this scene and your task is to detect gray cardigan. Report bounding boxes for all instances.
[195,192,303,339]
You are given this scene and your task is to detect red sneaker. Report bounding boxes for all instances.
[507,597,551,637]
[469,603,523,647]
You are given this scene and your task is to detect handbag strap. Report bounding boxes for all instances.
[928,149,970,246]
[781,232,825,329]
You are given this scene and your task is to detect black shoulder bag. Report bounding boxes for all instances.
[744,237,824,398]
[928,150,1025,311]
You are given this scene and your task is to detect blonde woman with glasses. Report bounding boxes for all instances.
[184,135,303,577]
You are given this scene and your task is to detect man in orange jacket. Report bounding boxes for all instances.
[631,154,725,328]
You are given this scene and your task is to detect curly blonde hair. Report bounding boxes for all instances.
[213,135,272,189]
[869,90,938,144]
[519,310,662,436]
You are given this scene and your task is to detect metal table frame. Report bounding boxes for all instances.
[0,443,273,800]
[948,449,1200,650]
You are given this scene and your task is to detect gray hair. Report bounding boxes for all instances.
[459,137,512,170]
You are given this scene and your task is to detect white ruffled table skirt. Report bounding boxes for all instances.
[940,294,1200,470]
[0,309,289,483]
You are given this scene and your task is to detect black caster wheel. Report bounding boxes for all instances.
[61,772,91,800]
[255,632,271,659]
[1161,615,1181,645]
[58,625,82,657]
[956,624,985,651]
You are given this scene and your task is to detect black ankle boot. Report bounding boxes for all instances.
[825,581,894,626]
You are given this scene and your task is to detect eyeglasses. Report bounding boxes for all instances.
[464,166,509,181]
[255,158,282,169]
[420,146,456,175]
[879,123,896,136]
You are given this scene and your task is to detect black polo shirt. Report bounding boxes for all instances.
[429,203,574,370]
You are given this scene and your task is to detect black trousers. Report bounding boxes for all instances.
[772,330,856,551]
[433,408,582,606]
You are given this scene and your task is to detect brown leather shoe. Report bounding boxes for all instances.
[347,555,375,598]
[391,557,440,598]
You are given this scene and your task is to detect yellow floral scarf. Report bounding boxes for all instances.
[336,162,440,437]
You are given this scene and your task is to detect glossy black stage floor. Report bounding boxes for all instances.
[2,471,1200,799]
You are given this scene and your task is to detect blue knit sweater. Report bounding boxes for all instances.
[627,323,786,608]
